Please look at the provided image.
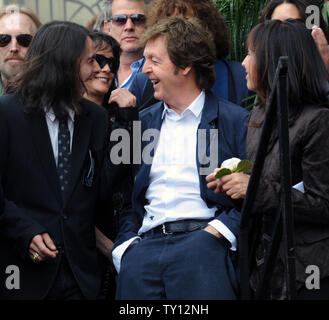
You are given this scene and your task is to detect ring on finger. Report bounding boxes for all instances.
[33,252,39,262]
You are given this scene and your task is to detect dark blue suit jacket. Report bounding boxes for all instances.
[114,91,249,249]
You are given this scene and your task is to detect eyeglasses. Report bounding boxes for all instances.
[110,14,146,27]
[0,34,33,48]
[95,54,118,73]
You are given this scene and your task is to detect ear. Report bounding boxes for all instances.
[103,21,111,35]
[182,65,192,76]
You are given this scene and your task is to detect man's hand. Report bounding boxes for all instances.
[206,168,249,199]
[29,233,58,263]
[203,225,221,239]
[206,167,224,194]
[108,88,136,108]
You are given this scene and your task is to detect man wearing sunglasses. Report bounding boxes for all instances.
[102,0,150,90]
[0,5,41,94]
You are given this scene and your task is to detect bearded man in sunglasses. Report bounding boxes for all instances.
[102,0,150,90]
[0,4,41,94]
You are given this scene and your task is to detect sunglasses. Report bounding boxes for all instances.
[95,54,118,73]
[0,34,33,48]
[110,14,146,26]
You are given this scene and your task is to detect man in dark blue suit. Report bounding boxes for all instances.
[113,17,249,299]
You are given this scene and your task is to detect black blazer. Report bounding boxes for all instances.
[0,94,109,300]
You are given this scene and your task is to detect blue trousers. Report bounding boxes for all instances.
[116,229,239,300]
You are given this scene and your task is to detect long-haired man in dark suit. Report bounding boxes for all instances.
[0,21,114,300]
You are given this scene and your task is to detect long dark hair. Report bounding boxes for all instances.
[259,0,329,41]
[247,19,328,114]
[11,21,90,119]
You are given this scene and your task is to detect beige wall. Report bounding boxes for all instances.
[3,0,103,28]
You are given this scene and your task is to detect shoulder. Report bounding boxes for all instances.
[215,95,249,121]
[0,94,24,119]
[139,100,163,120]
[80,98,107,118]
[298,104,329,132]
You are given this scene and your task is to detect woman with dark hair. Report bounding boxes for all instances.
[83,32,137,117]
[260,0,329,70]
[206,19,329,299]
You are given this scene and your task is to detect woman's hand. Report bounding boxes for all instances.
[109,88,136,108]
[312,26,329,71]
[206,168,250,199]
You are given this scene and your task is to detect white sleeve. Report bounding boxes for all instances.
[208,219,237,251]
[112,236,141,273]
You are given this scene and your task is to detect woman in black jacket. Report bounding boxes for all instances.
[207,19,329,299]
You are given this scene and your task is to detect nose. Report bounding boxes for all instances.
[142,60,150,75]
[9,38,19,53]
[102,63,112,73]
[124,17,135,31]
[93,59,101,73]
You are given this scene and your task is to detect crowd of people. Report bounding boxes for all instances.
[0,0,328,301]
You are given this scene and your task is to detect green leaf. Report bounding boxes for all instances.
[214,168,232,179]
[235,160,253,173]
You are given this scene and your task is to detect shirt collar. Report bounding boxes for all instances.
[162,90,205,119]
[131,57,145,71]
[45,107,75,123]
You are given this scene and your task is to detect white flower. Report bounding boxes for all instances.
[221,157,241,171]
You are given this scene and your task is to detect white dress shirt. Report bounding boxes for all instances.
[112,91,236,273]
[45,108,75,165]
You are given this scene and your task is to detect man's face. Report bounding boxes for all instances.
[109,0,146,53]
[79,37,101,94]
[0,13,36,82]
[142,36,186,106]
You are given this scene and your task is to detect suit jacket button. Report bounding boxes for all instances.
[62,214,68,220]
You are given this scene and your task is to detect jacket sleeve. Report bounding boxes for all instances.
[212,104,249,238]
[0,104,47,260]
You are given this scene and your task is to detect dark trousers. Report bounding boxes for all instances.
[46,254,85,300]
[116,229,239,300]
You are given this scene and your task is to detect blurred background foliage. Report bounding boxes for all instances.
[214,0,329,62]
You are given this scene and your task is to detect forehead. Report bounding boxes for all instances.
[144,36,169,58]
[96,47,114,58]
[271,3,301,20]
[81,36,95,59]
[111,0,146,15]
[0,13,35,34]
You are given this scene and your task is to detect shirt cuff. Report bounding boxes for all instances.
[112,236,141,273]
[208,219,237,251]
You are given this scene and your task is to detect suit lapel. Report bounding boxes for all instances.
[134,102,164,200]
[197,92,219,199]
[65,107,92,203]
[26,112,62,204]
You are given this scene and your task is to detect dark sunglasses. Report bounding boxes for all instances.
[0,34,33,47]
[110,14,146,26]
[95,54,118,73]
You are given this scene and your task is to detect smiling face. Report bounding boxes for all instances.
[242,48,258,94]
[142,35,187,107]
[0,12,36,84]
[84,43,115,102]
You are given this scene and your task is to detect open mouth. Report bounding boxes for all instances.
[151,79,160,86]
[95,77,109,84]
